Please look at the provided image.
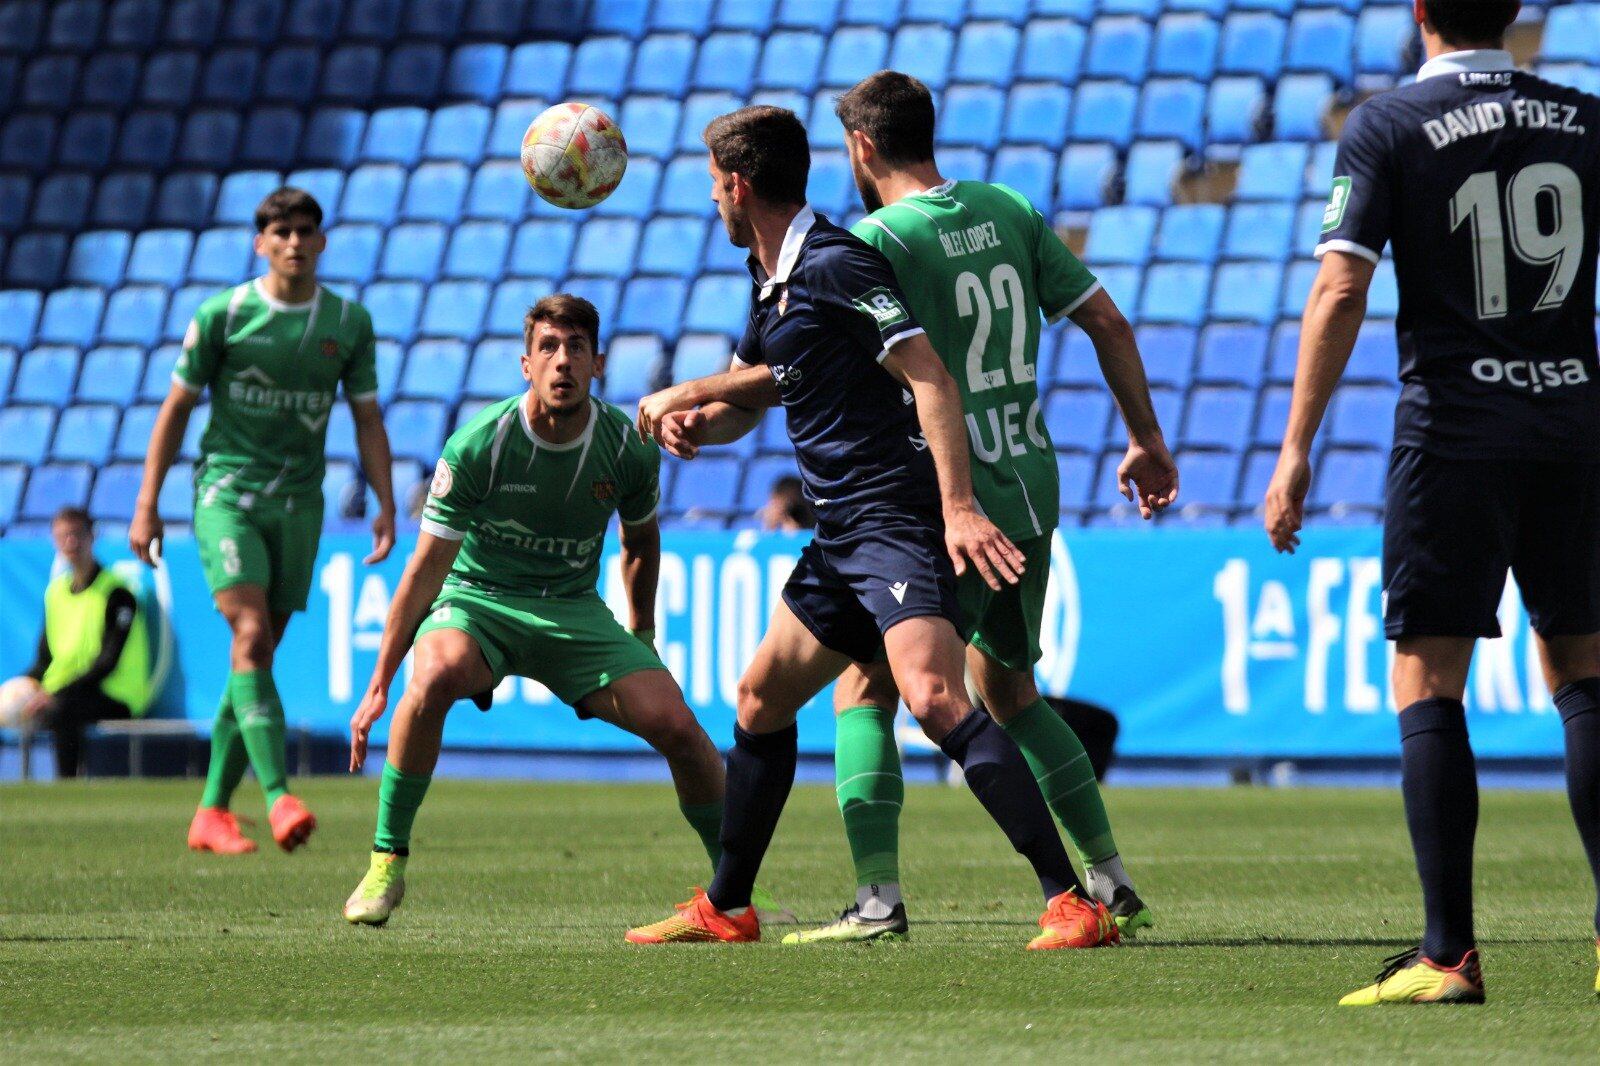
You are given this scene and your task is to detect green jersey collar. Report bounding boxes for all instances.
[519,394,597,452]
[251,277,320,313]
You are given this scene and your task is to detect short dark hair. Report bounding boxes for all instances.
[834,71,936,168]
[1422,0,1519,45]
[524,293,601,353]
[702,105,809,206]
[254,186,324,232]
[53,506,92,531]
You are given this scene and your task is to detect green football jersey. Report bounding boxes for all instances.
[851,181,1100,539]
[175,280,379,507]
[420,395,660,599]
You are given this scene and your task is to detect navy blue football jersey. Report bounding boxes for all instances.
[734,207,941,523]
[1318,50,1600,460]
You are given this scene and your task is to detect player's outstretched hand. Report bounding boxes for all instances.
[1118,437,1180,520]
[365,508,396,565]
[636,384,696,445]
[656,410,707,460]
[348,688,388,772]
[129,506,163,567]
[1264,453,1311,554]
[945,506,1025,591]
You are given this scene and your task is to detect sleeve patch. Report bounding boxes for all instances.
[1322,176,1353,233]
[851,287,910,329]
[182,319,200,351]
[430,459,454,499]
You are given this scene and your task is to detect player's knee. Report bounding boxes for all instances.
[230,616,274,669]
[900,677,968,736]
[644,704,710,759]
[735,675,785,732]
[411,659,472,714]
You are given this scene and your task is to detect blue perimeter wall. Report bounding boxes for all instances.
[0,526,1571,760]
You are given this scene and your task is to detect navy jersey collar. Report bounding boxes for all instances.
[748,205,816,300]
[1417,49,1515,83]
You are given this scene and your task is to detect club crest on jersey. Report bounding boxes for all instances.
[320,338,339,358]
[591,477,617,503]
[431,459,454,499]
[777,284,789,316]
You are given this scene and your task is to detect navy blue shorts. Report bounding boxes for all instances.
[1383,446,1600,639]
[782,517,965,663]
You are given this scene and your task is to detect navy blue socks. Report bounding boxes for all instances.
[940,709,1083,902]
[1554,678,1600,937]
[707,723,797,913]
[1399,697,1478,967]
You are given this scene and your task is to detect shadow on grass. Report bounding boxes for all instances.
[0,935,139,944]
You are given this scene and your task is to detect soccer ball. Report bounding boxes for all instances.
[521,102,629,210]
[0,675,41,729]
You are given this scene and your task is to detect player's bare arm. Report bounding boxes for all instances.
[637,364,778,449]
[619,515,661,638]
[129,382,202,566]
[882,333,1024,590]
[349,532,462,771]
[1265,251,1375,554]
[350,398,397,565]
[1071,289,1180,520]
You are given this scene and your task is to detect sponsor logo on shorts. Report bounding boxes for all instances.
[430,459,454,498]
[1470,357,1591,393]
[431,606,453,623]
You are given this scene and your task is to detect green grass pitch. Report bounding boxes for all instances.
[2,779,1596,1063]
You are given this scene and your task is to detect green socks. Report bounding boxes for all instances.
[198,693,250,809]
[374,762,433,853]
[230,669,289,808]
[1001,698,1118,865]
[679,800,724,870]
[834,705,904,887]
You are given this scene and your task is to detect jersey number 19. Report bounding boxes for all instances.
[1449,162,1584,320]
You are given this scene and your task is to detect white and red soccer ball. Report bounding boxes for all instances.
[521,102,629,210]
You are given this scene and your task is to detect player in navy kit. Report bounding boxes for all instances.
[1264,0,1600,1003]
[627,106,1120,949]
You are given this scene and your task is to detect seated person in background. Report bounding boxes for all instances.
[757,474,815,532]
[21,507,150,779]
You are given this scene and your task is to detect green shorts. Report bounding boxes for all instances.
[193,494,323,615]
[959,533,1053,673]
[415,584,665,708]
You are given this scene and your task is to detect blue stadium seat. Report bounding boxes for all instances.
[0,404,54,463]
[695,31,760,95]
[1210,261,1282,324]
[572,218,642,278]
[324,224,382,289]
[158,459,195,522]
[1056,143,1116,213]
[362,281,423,342]
[14,345,77,404]
[568,37,630,99]
[684,274,748,336]
[1070,82,1137,148]
[668,455,740,518]
[1344,320,1397,384]
[1004,82,1071,148]
[465,337,525,397]
[990,146,1053,210]
[601,334,663,403]
[777,0,839,31]
[221,0,283,44]
[189,227,252,285]
[200,47,260,107]
[1291,200,1325,258]
[0,290,42,348]
[0,175,31,232]
[1018,19,1085,83]
[1140,264,1209,326]
[504,41,569,98]
[1310,448,1385,513]
[163,285,211,342]
[716,0,777,32]
[405,0,465,38]
[57,112,116,170]
[1056,452,1095,516]
[1133,324,1196,389]
[807,87,846,147]
[1224,203,1295,260]
[399,339,468,399]
[78,345,143,405]
[362,107,427,167]
[381,42,445,104]
[486,99,546,161]
[840,0,904,28]
[1044,389,1111,452]
[1368,259,1399,319]
[953,21,1021,85]
[21,462,91,520]
[403,163,470,223]
[380,222,446,281]
[632,33,694,97]
[1085,206,1157,265]
[0,345,16,403]
[341,165,405,227]
[1356,5,1413,76]
[1182,387,1253,450]
[444,221,510,280]
[0,0,43,52]
[285,0,343,40]
[562,278,622,335]
[101,285,166,346]
[969,0,1034,19]
[215,170,282,226]
[619,96,681,161]
[1123,141,1183,206]
[80,52,139,108]
[509,219,576,277]
[445,43,507,103]
[617,276,689,337]
[1155,204,1224,262]
[466,162,529,221]
[1279,259,1315,320]
[671,332,732,384]
[594,156,661,220]
[1197,323,1269,388]
[51,404,117,464]
[140,50,199,108]
[1085,16,1151,82]
[808,151,853,215]
[1171,450,1241,515]
[5,231,66,288]
[1275,73,1332,140]
[940,147,989,183]
[301,107,367,168]
[238,107,304,168]
[47,0,101,50]
[260,45,320,105]
[420,280,490,339]
[660,154,715,218]
[38,288,103,348]
[1235,142,1308,201]
[286,168,345,224]
[384,401,447,464]
[321,43,381,103]
[1100,0,1160,15]
[938,84,1004,149]
[755,407,788,452]
[678,92,741,154]
[1221,13,1287,82]
[822,26,889,87]
[1153,13,1220,80]
[1,112,57,173]
[1287,8,1354,82]
[148,175,217,232]
[179,403,208,459]
[90,462,143,522]
[888,22,957,90]
[1542,5,1600,64]
[757,30,824,93]
[1137,80,1205,148]
[736,453,801,512]
[32,174,92,231]
[373,340,402,404]
[22,53,77,111]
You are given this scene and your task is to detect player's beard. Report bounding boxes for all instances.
[852,163,883,214]
[720,200,753,248]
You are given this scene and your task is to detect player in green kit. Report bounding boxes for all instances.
[638,72,1179,943]
[131,188,396,855]
[342,295,790,926]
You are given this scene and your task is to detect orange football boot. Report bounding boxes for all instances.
[1028,890,1121,950]
[187,807,257,854]
[625,888,761,944]
[268,794,317,852]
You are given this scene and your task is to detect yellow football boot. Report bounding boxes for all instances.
[1339,948,1484,1006]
